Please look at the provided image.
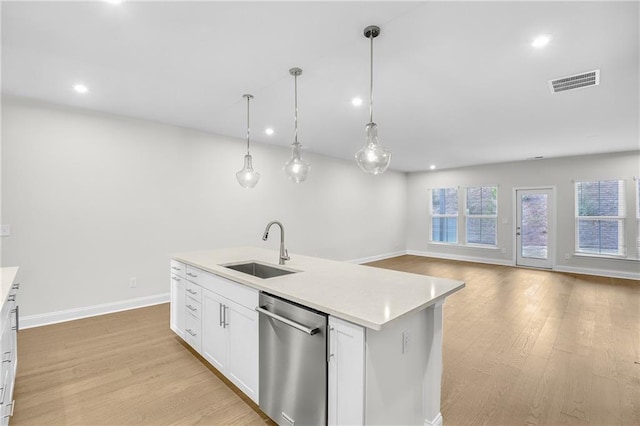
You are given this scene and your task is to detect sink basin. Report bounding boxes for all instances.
[222,262,297,279]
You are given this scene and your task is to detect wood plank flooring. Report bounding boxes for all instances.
[11,255,640,425]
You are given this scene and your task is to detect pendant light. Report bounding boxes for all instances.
[236,94,260,188]
[283,67,310,183]
[355,25,391,175]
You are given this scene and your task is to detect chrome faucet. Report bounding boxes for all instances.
[262,221,290,265]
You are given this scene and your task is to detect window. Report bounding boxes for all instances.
[465,186,497,246]
[575,180,625,256]
[431,188,458,243]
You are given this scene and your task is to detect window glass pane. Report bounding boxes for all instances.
[466,218,497,245]
[577,180,623,216]
[432,188,458,215]
[467,186,497,215]
[432,217,457,243]
[575,180,626,255]
[578,219,624,255]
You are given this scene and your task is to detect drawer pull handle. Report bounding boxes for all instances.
[187,272,198,278]
[171,276,181,282]
[186,289,197,295]
[186,329,197,337]
[11,283,19,290]
[186,305,197,312]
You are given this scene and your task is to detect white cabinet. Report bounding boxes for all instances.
[202,289,227,371]
[184,278,202,353]
[328,316,365,426]
[201,274,258,403]
[170,260,258,404]
[1,269,19,426]
[169,260,186,338]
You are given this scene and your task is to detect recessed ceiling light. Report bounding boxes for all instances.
[430,165,436,170]
[73,84,89,94]
[351,97,363,107]
[265,128,274,136]
[531,35,551,49]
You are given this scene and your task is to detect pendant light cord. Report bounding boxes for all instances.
[294,73,298,144]
[246,95,251,155]
[369,31,374,124]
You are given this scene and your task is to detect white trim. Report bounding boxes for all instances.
[554,265,640,280]
[348,251,406,265]
[20,293,170,329]
[407,250,513,267]
[424,412,443,426]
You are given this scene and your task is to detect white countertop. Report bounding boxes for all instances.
[1,267,19,302]
[172,247,464,330]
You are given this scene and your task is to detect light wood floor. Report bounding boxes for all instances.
[11,256,640,426]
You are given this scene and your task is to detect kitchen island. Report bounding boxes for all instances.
[170,247,464,426]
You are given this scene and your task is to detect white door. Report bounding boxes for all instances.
[516,188,554,269]
[226,301,259,403]
[202,289,228,372]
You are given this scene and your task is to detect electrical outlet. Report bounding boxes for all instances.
[402,331,411,354]
[129,277,137,288]
[564,253,571,260]
[0,225,10,237]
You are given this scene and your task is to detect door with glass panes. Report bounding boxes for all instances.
[516,188,554,269]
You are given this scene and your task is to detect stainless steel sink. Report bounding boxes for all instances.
[222,262,297,279]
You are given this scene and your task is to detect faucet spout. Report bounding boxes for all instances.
[262,221,290,265]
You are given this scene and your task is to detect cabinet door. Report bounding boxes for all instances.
[170,274,185,338]
[226,300,259,403]
[328,316,365,426]
[202,289,228,372]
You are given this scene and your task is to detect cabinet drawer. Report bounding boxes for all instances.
[185,281,202,302]
[185,297,202,319]
[185,265,202,284]
[185,311,201,352]
[201,273,258,310]
[170,274,184,288]
[170,260,186,277]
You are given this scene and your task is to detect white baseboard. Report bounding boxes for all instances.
[425,413,443,426]
[348,250,407,265]
[407,250,513,267]
[554,265,640,280]
[20,293,170,329]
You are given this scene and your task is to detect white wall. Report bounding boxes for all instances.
[1,97,407,317]
[406,152,640,278]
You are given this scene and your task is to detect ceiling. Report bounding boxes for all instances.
[2,1,638,172]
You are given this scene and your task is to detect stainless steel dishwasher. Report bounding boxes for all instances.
[256,292,328,425]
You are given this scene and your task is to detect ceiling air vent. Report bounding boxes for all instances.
[549,69,600,94]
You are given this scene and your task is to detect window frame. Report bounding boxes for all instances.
[574,179,626,257]
[429,187,459,244]
[464,185,498,247]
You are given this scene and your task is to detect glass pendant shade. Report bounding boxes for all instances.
[236,154,260,188]
[236,94,260,188]
[355,122,391,175]
[283,142,310,183]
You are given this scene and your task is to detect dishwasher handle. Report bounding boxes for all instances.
[255,306,320,336]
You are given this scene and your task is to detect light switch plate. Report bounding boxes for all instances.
[0,225,10,237]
